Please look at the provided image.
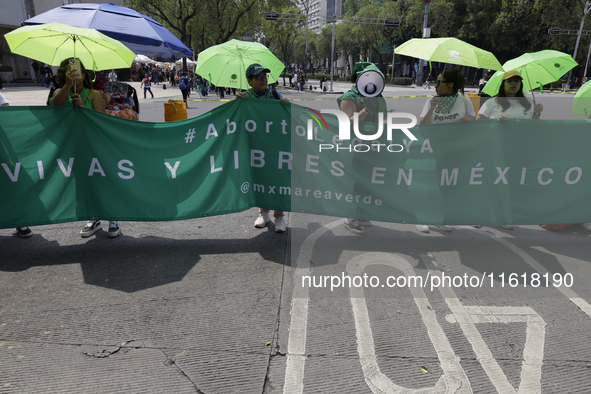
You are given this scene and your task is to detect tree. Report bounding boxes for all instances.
[124,0,198,52]
[125,0,264,57]
[261,4,305,68]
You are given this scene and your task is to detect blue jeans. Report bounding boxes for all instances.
[144,87,153,98]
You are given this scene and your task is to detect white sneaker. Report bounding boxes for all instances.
[108,221,121,238]
[274,217,287,233]
[80,219,101,238]
[416,225,430,233]
[254,212,271,228]
[345,220,364,235]
[435,225,453,232]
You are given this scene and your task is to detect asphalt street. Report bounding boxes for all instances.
[1,81,591,393]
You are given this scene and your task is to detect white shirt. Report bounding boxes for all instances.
[420,96,475,124]
[0,92,8,106]
[108,71,117,82]
[293,74,298,83]
[478,97,535,119]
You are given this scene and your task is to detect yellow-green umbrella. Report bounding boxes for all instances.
[482,50,577,96]
[395,37,503,71]
[196,39,284,89]
[573,79,591,116]
[5,22,135,71]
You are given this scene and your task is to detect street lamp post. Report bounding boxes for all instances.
[416,0,431,88]
[568,1,591,87]
[329,14,336,92]
[303,0,309,76]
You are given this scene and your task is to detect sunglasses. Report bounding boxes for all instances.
[505,77,521,84]
[254,73,268,81]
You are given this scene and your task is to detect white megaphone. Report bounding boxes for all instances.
[356,69,385,97]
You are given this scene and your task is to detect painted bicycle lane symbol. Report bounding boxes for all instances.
[283,220,555,393]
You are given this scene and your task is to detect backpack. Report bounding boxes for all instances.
[179,77,187,90]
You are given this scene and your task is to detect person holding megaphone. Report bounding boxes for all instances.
[337,62,388,235]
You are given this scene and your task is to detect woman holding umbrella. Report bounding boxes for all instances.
[475,70,543,231]
[51,58,105,111]
[476,70,543,122]
[50,57,121,238]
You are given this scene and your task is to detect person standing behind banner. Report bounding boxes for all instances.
[475,69,543,230]
[337,62,388,236]
[0,92,33,238]
[50,58,122,238]
[476,70,543,122]
[416,68,475,234]
[235,63,290,233]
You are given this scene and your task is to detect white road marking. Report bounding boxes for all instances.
[422,254,519,394]
[347,252,471,393]
[283,220,342,394]
[445,306,546,394]
[489,236,591,319]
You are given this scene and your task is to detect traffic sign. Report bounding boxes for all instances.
[379,43,392,54]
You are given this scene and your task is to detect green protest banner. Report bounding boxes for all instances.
[0,101,590,229]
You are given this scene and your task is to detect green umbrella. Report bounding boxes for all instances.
[572,79,591,116]
[4,22,135,71]
[196,39,284,90]
[395,37,503,71]
[482,50,577,97]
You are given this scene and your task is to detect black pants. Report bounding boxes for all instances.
[181,89,189,102]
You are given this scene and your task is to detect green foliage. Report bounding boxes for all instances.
[262,4,304,66]
[389,77,413,86]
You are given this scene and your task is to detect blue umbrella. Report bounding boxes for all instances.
[22,3,191,60]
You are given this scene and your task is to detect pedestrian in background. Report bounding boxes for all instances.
[142,73,154,99]
[32,61,41,82]
[299,73,306,91]
[108,69,117,83]
[179,72,190,103]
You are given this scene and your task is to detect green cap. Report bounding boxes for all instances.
[353,62,384,78]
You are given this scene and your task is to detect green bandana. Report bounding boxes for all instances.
[248,88,270,100]
[437,93,459,114]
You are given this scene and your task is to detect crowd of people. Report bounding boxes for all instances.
[7,58,587,238]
